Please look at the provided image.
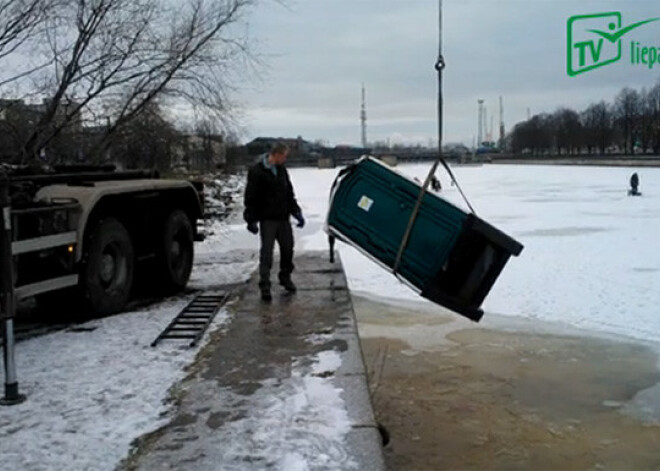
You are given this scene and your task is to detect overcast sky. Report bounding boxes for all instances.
[236,0,660,147]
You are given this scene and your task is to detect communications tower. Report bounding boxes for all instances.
[361,84,367,148]
[477,99,484,147]
[499,96,505,143]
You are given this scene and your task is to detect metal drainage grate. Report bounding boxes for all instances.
[151,292,229,348]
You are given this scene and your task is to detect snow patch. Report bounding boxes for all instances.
[0,301,232,471]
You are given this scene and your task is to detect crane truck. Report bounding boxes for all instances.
[1,166,204,318]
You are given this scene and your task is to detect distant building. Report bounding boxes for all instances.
[442,143,471,159]
[0,97,83,163]
[7,98,84,132]
[245,136,320,166]
[324,145,371,165]
[173,133,226,171]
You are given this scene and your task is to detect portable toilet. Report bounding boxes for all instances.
[325,156,523,322]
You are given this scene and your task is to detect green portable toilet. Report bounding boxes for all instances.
[325,156,523,322]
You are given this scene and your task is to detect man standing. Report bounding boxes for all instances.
[629,172,640,196]
[244,142,305,302]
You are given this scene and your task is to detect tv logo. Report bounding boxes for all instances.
[567,12,659,76]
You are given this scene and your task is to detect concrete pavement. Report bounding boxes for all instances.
[121,251,385,470]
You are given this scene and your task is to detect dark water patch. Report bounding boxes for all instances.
[362,327,660,471]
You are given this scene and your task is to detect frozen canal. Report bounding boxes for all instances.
[291,162,660,346]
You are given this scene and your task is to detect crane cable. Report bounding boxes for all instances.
[392,0,476,276]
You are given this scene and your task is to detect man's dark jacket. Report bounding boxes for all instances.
[244,157,301,223]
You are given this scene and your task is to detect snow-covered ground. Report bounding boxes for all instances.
[1,162,659,470]
[0,229,259,471]
[0,173,281,470]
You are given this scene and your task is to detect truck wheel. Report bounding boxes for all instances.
[83,218,134,316]
[158,209,194,293]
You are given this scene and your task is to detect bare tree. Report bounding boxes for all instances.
[581,101,612,155]
[614,87,640,154]
[553,108,581,155]
[192,117,223,171]
[109,101,178,171]
[509,113,554,156]
[5,0,256,163]
[637,87,654,154]
[646,81,660,153]
[0,0,48,59]
[0,0,63,90]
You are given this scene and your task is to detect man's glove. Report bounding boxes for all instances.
[247,222,259,234]
[293,211,305,228]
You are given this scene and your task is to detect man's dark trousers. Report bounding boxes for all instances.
[258,220,294,290]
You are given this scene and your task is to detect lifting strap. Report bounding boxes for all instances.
[392,0,475,276]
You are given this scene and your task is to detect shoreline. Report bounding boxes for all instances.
[351,293,660,470]
[350,289,660,354]
[490,157,660,168]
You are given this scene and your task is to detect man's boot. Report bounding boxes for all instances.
[259,280,272,302]
[279,277,297,293]
[260,287,272,302]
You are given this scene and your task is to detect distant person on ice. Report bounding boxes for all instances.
[629,172,640,196]
[431,175,442,192]
[244,142,305,302]
[413,176,442,192]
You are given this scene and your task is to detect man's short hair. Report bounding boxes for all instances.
[271,142,289,155]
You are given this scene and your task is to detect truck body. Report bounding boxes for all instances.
[4,168,204,317]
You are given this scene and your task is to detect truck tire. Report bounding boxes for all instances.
[157,209,194,293]
[83,218,134,315]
